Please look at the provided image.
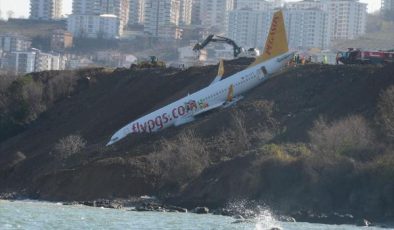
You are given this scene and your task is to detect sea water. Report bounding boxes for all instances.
[0,200,389,230]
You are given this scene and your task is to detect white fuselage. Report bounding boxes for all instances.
[107,52,293,145]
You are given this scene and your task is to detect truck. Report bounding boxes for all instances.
[337,48,394,65]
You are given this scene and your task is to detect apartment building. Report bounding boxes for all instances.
[382,0,394,11]
[69,0,129,38]
[5,49,66,74]
[191,0,201,25]
[72,0,101,14]
[30,0,63,20]
[128,0,145,25]
[235,0,272,10]
[284,9,330,49]
[99,0,129,29]
[199,0,234,31]
[35,51,65,72]
[143,0,181,38]
[227,9,273,49]
[228,7,330,49]
[285,0,367,41]
[7,51,36,74]
[0,35,32,52]
[68,14,121,38]
[179,0,193,25]
[51,30,73,51]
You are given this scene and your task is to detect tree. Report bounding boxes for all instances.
[54,135,87,159]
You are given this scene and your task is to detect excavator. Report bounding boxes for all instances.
[131,56,166,69]
[193,34,259,58]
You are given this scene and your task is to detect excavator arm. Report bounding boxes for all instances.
[193,34,243,57]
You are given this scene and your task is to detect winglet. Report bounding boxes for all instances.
[217,59,225,77]
[210,59,225,85]
[250,10,289,67]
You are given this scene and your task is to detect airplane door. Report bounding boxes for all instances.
[259,66,268,79]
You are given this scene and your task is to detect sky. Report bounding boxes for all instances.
[0,0,382,19]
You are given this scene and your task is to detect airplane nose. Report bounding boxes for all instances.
[106,141,113,146]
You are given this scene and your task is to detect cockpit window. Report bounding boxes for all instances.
[111,137,119,142]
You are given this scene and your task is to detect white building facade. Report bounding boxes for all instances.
[143,0,181,38]
[0,35,32,52]
[30,0,63,20]
[72,0,101,14]
[69,0,129,38]
[382,0,394,11]
[227,9,273,49]
[285,0,367,41]
[199,0,234,31]
[179,0,193,25]
[7,52,36,74]
[284,9,330,49]
[228,6,330,50]
[128,0,145,25]
[67,14,121,39]
[235,0,272,10]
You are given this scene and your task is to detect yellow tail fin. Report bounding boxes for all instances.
[250,10,289,67]
[217,59,225,77]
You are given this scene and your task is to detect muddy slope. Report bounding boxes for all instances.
[0,61,393,217]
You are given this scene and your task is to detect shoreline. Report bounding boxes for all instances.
[1,195,393,228]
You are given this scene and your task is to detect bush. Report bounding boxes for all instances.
[258,143,311,162]
[232,110,251,150]
[149,130,209,188]
[0,74,19,93]
[377,85,394,141]
[308,115,375,157]
[54,135,87,159]
[211,111,252,160]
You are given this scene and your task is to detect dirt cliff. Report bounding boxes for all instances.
[1,60,393,220]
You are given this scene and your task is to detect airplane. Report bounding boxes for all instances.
[106,10,294,146]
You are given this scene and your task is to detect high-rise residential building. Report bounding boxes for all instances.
[285,0,367,41]
[191,0,201,25]
[227,8,329,50]
[68,14,121,38]
[144,0,181,38]
[284,9,330,49]
[179,0,193,25]
[69,0,129,38]
[99,0,129,29]
[227,9,273,49]
[382,0,394,11]
[235,0,272,10]
[72,0,101,14]
[128,0,145,25]
[30,0,62,20]
[71,0,129,28]
[199,0,234,31]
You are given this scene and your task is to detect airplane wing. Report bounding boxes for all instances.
[193,101,224,116]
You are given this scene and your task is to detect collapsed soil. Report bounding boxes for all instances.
[1,59,393,219]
